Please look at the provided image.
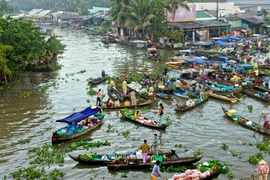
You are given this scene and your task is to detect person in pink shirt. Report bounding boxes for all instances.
[255,160,269,180]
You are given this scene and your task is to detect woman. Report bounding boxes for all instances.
[122,81,127,96]
[114,99,120,107]
[255,160,269,180]
[150,160,162,180]
[134,110,141,120]
[96,89,102,105]
[106,98,113,108]
[158,103,164,125]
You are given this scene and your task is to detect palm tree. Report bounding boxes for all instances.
[124,0,154,38]
[262,9,270,25]
[165,0,190,32]
[109,0,130,36]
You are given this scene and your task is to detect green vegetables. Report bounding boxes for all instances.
[79,153,99,161]
[70,140,111,150]
[198,160,230,174]
[122,108,134,119]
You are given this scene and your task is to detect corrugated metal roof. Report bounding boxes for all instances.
[171,20,229,29]
[88,6,110,15]
[28,9,43,15]
[38,10,51,16]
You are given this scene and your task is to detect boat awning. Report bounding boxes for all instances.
[56,106,100,124]
[195,41,213,46]
[215,40,233,47]
[184,57,205,64]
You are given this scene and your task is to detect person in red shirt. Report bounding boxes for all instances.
[158,103,164,125]
[181,80,188,90]
[106,98,113,108]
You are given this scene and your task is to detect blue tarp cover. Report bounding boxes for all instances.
[221,36,242,41]
[56,107,100,124]
[196,41,213,46]
[184,57,205,64]
[215,40,232,46]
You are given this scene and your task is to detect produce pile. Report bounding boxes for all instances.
[79,153,123,161]
[170,160,229,180]
[56,114,104,136]
[122,108,134,119]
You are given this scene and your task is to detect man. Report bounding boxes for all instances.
[151,134,158,155]
[140,139,149,164]
[175,78,181,90]
[158,103,164,125]
[264,76,269,89]
[130,90,136,106]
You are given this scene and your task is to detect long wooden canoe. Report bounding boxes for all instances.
[69,154,123,166]
[107,86,125,102]
[208,90,238,103]
[120,109,167,130]
[107,156,203,171]
[242,87,270,102]
[175,94,209,112]
[102,99,155,110]
[89,76,107,85]
[222,107,270,136]
[52,119,104,144]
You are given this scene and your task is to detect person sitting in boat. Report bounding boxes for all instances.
[232,74,239,85]
[260,110,269,129]
[106,98,113,108]
[262,92,270,98]
[229,91,236,98]
[109,80,115,89]
[124,99,130,107]
[181,80,188,90]
[186,99,195,107]
[134,110,141,120]
[101,70,106,78]
[148,86,154,96]
[114,99,120,107]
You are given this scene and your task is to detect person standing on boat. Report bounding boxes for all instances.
[150,160,162,180]
[122,80,127,96]
[96,89,102,105]
[158,103,164,125]
[232,74,239,85]
[130,90,136,106]
[260,110,269,129]
[264,76,269,89]
[191,80,196,95]
[101,70,106,78]
[140,139,150,164]
[151,134,158,155]
[109,79,115,89]
[255,160,269,180]
[175,78,181,91]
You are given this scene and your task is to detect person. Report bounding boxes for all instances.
[264,76,269,89]
[96,89,102,105]
[151,134,158,155]
[101,70,106,78]
[260,110,269,129]
[151,160,162,180]
[130,90,136,106]
[181,80,188,90]
[158,103,164,125]
[255,160,269,180]
[124,99,130,106]
[149,86,154,96]
[232,73,239,85]
[140,139,149,164]
[109,79,115,89]
[199,87,205,99]
[122,80,127,96]
[114,99,120,107]
[175,78,181,90]
[186,98,195,107]
[134,110,141,120]
[191,80,196,94]
[106,98,113,108]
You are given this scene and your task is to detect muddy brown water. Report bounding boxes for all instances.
[0,28,269,180]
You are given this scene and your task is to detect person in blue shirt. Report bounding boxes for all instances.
[151,160,162,180]
[264,76,269,89]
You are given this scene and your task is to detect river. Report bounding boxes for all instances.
[0,28,269,180]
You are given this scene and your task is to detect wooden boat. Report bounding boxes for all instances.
[107,86,125,102]
[107,156,203,170]
[222,107,270,135]
[155,92,170,99]
[175,94,209,112]
[252,85,270,93]
[207,82,241,93]
[89,75,107,85]
[102,99,155,110]
[69,154,123,166]
[120,109,167,130]
[242,87,270,102]
[52,106,104,143]
[208,90,238,103]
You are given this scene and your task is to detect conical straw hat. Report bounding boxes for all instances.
[259,160,267,165]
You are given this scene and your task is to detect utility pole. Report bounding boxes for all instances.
[216,0,219,20]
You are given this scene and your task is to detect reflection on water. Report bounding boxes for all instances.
[0,28,269,179]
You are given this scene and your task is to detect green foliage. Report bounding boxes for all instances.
[70,140,111,151]
[19,91,32,98]
[101,20,112,32]
[129,72,144,82]
[247,105,253,112]
[87,88,97,96]
[193,149,203,157]
[198,160,230,174]
[160,165,186,173]
[10,137,31,147]
[256,141,270,153]
[249,155,259,165]
[120,171,128,178]
[221,143,229,151]
[121,130,130,139]
[164,115,172,126]
[174,144,182,148]
[168,29,184,42]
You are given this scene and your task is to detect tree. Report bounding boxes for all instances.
[148,0,168,42]
[109,0,130,36]
[0,0,9,13]
[165,0,190,32]
[124,0,154,38]
[263,9,270,25]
